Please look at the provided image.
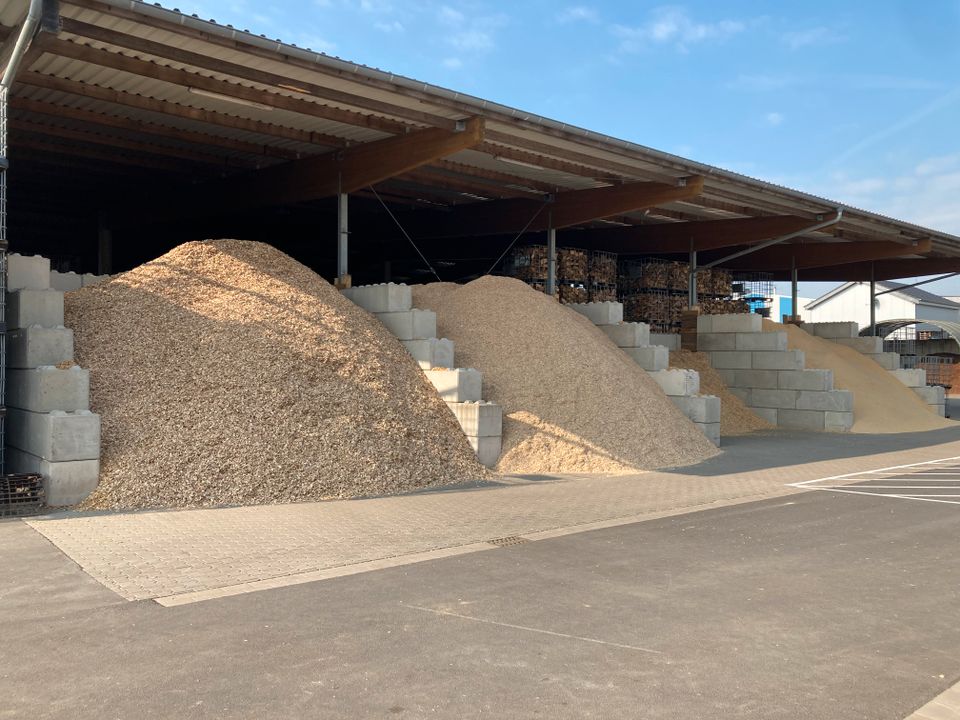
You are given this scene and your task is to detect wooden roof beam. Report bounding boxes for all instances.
[713,239,933,271]
[789,257,960,282]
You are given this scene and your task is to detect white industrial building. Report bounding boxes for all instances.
[804,282,960,337]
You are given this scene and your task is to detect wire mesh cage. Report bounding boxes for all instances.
[731,271,775,317]
[0,474,45,518]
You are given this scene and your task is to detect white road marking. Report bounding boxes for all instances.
[788,455,960,487]
[788,457,960,506]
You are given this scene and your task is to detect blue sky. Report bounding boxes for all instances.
[175,0,960,298]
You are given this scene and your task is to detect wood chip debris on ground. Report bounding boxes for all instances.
[413,277,720,475]
[66,240,489,510]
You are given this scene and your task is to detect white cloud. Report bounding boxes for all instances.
[448,29,494,51]
[612,6,744,53]
[437,8,507,56]
[730,73,945,93]
[765,111,784,126]
[359,0,393,13]
[557,6,599,24]
[442,57,463,69]
[782,26,846,50]
[439,6,465,26]
[375,20,404,33]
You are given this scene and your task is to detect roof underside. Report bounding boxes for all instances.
[2,0,959,281]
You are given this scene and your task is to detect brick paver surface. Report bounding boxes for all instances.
[26,433,960,602]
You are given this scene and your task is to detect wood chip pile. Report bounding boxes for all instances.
[66,240,488,510]
[669,350,775,436]
[412,277,720,475]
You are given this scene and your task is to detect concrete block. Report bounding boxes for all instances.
[890,368,926,388]
[696,315,714,333]
[7,289,64,329]
[736,332,787,352]
[749,388,798,410]
[931,404,946,418]
[778,369,833,392]
[825,411,854,433]
[80,273,109,287]
[865,352,900,370]
[7,253,51,291]
[777,408,826,431]
[624,345,669,371]
[647,368,699,396]
[649,332,680,351]
[401,338,454,370]
[467,435,502,469]
[446,401,502,437]
[670,394,721,424]
[600,322,650,348]
[5,448,99,506]
[703,313,762,334]
[806,322,858,339]
[728,387,751,404]
[49,270,82,292]
[709,351,753,370]
[6,366,90,412]
[566,301,623,325]
[732,369,779,390]
[696,332,736,352]
[425,368,482,402]
[715,368,737,387]
[6,408,100,461]
[694,421,721,446]
[751,407,779,425]
[6,326,74,368]
[751,350,805,371]
[342,283,412,313]
[796,389,853,412]
[830,336,883,354]
[374,309,436,340]
[912,385,945,405]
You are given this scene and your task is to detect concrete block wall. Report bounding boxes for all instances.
[6,256,101,506]
[344,283,503,468]
[699,314,853,432]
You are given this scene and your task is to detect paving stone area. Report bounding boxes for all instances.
[25,432,960,603]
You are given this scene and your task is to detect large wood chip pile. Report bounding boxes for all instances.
[412,277,720,475]
[66,240,488,510]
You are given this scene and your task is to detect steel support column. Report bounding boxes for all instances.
[546,214,556,297]
[688,249,698,308]
[791,256,798,323]
[337,192,348,280]
[869,262,876,337]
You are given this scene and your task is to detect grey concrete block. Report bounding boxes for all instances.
[696,332,736,352]
[715,368,737,387]
[866,352,900,370]
[890,368,926,388]
[732,369,779,389]
[6,366,90,412]
[704,313,762,334]
[401,337,454,370]
[796,389,853,412]
[931,403,946,417]
[80,273,110,287]
[6,408,100,461]
[831,336,883,354]
[778,369,833,391]
[5,448,99,506]
[7,253,51,291]
[467,435,501,468]
[446,401,502,437]
[624,345,668,371]
[374,309,437,340]
[806,322,858,339]
[825,411,854,432]
[696,315,714,333]
[425,368,482,402]
[736,332,787,352]
[912,385,946,405]
[6,326,73,368]
[647,369,699,396]
[649,332,680,351]
[694,421,721,446]
[671,394,721,424]
[49,270,82,292]
[751,407,779,425]
[600,322,650,348]
[751,350,805,371]
[342,283,412,313]
[709,351,753,369]
[566,301,623,325]
[777,408,826,431]
[728,386,751,404]
[7,289,65,329]
[750,388,798,409]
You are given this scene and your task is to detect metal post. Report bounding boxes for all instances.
[337,192,348,280]
[869,262,876,336]
[546,215,556,297]
[688,249,698,308]
[791,256,798,323]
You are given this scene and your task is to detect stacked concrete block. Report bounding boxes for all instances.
[80,273,110,287]
[374,308,437,340]
[649,332,680,351]
[7,288,65,329]
[623,345,669,372]
[699,313,853,432]
[425,368,482,402]
[648,368,700,397]
[890,368,926,388]
[446,401,503,468]
[49,270,83,292]
[566,301,623,326]
[912,385,946,417]
[804,322,904,371]
[7,326,73,368]
[341,282,412,313]
[645,368,720,445]
[401,338,454,370]
[599,321,650,348]
[7,253,51,291]
[804,322,859,339]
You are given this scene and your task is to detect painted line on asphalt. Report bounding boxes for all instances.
[788,455,960,487]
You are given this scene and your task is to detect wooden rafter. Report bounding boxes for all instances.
[792,257,960,282]
[712,239,933,270]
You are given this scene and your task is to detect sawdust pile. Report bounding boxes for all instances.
[412,277,719,474]
[670,349,774,436]
[765,320,955,434]
[66,240,488,509]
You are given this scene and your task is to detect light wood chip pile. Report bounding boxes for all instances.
[764,320,956,434]
[66,240,488,510]
[412,277,719,474]
[669,349,774,436]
